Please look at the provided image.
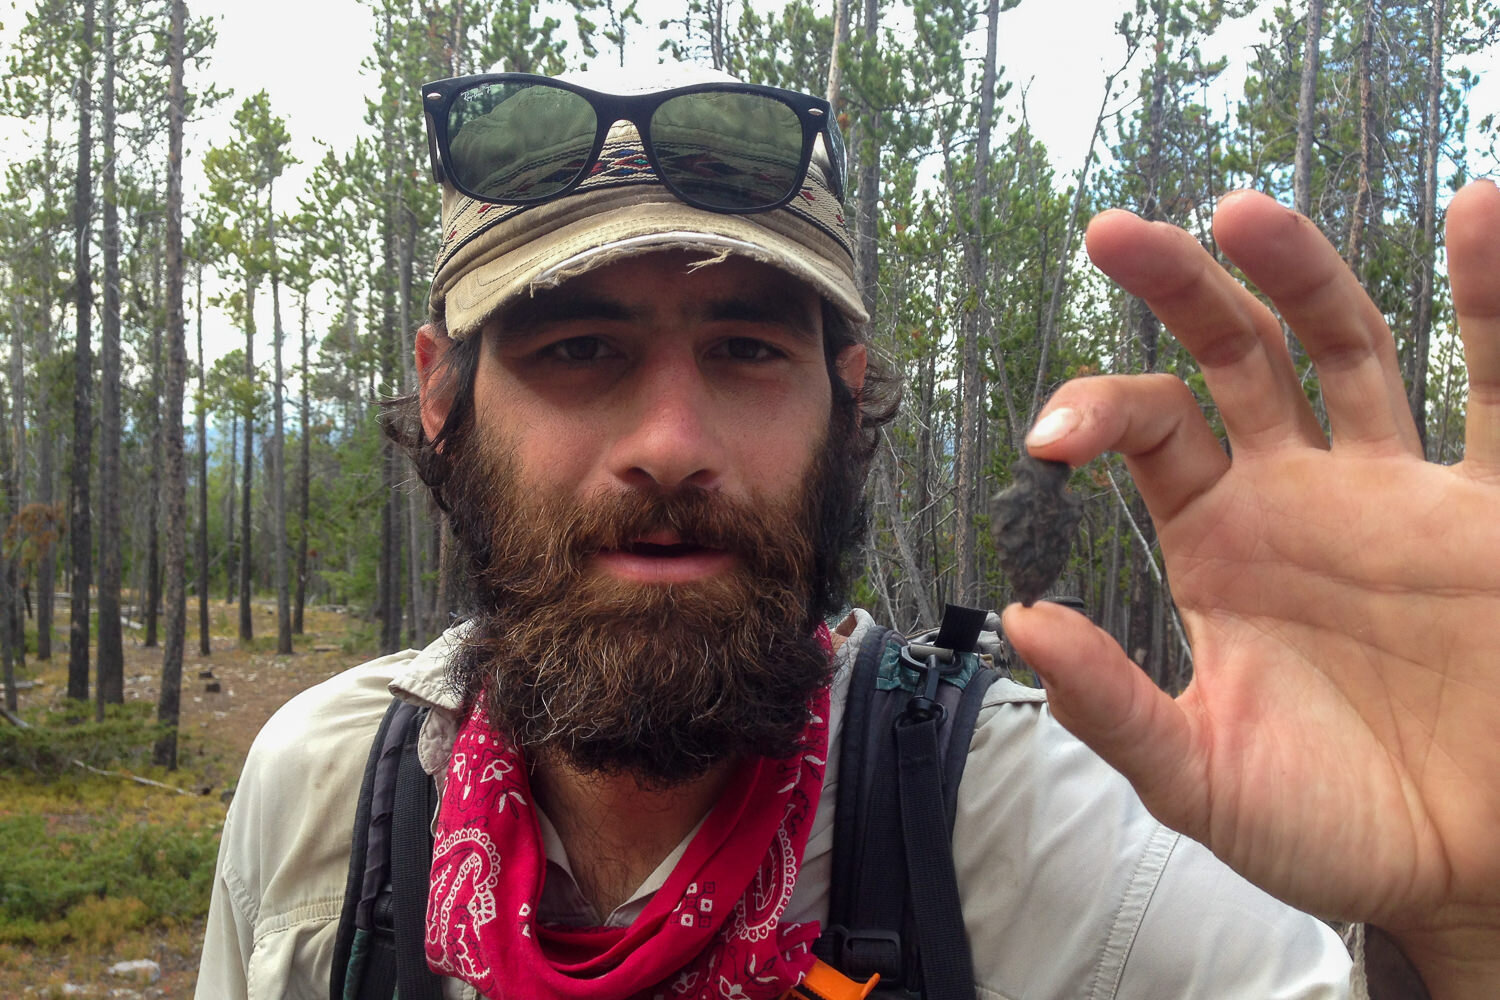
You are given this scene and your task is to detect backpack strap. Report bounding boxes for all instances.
[331,698,443,1000]
[818,606,998,999]
[391,700,444,1000]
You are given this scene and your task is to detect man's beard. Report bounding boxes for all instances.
[441,399,866,788]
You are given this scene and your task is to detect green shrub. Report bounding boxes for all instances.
[0,702,169,778]
[0,809,217,947]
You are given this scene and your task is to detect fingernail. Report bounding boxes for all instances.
[1027,407,1080,448]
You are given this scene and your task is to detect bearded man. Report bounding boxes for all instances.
[197,64,1500,1000]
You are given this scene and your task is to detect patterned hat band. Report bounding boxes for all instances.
[429,120,867,341]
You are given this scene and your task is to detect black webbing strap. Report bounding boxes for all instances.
[820,626,910,985]
[825,624,888,924]
[330,699,407,1000]
[942,669,996,829]
[817,607,996,997]
[390,704,443,1000]
[895,712,976,1000]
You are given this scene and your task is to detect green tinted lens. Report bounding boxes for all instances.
[651,91,805,210]
[446,82,597,201]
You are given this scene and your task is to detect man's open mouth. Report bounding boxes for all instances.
[591,531,736,583]
[623,541,714,557]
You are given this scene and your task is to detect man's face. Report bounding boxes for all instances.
[420,252,869,785]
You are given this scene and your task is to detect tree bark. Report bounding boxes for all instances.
[5,298,23,682]
[67,0,97,704]
[1,391,17,713]
[225,414,237,604]
[96,0,123,717]
[239,275,256,643]
[1293,0,1325,220]
[1288,0,1325,362]
[825,0,848,115]
[154,0,188,769]
[36,69,61,663]
[398,208,425,646]
[196,264,211,655]
[1407,0,1446,454]
[953,0,1001,605]
[851,0,879,311]
[1346,0,1377,274]
[270,218,292,655]
[144,246,163,649]
[294,293,310,635]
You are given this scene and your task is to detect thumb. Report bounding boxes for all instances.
[1002,601,1207,839]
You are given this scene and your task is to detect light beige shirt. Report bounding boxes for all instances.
[196,610,1355,1000]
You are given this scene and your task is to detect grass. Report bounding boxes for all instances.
[0,727,223,950]
[0,595,377,982]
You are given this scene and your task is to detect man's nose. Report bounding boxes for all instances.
[607,359,725,492]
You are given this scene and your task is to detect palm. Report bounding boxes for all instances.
[1004,182,1500,986]
[1163,449,1500,923]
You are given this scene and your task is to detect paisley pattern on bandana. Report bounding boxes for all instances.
[425,626,833,1000]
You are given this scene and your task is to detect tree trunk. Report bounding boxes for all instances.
[850,0,879,310]
[397,210,425,646]
[1,391,17,713]
[825,0,848,114]
[378,74,403,654]
[239,276,256,642]
[380,449,401,653]
[144,252,163,649]
[1346,0,1377,274]
[1407,0,1446,454]
[225,414,237,603]
[1288,0,1325,362]
[96,0,123,716]
[67,0,96,704]
[154,0,188,769]
[1293,0,1325,220]
[294,293,310,635]
[196,264,211,655]
[953,0,1001,606]
[5,299,23,681]
[270,216,292,656]
[36,83,60,663]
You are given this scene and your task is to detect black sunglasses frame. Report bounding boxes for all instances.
[419,73,847,215]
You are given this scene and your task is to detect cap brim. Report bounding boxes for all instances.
[443,195,868,339]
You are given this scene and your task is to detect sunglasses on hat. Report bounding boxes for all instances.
[420,73,847,215]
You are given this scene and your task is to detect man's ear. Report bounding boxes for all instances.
[416,323,454,443]
[835,343,868,396]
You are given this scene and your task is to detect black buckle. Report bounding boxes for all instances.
[899,603,988,724]
[819,924,905,981]
[898,646,952,724]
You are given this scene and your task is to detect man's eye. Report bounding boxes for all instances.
[545,337,608,362]
[724,338,777,361]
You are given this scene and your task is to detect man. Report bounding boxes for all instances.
[196,63,1500,999]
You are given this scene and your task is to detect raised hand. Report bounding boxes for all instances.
[1002,181,1500,999]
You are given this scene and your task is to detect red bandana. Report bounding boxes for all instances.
[425,631,833,1000]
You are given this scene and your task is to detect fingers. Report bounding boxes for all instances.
[1027,373,1229,524]
[1447,179,1500,470]
[1002,601,1206,840]
[1211,191,1422,454]
[1085,206,1326,453]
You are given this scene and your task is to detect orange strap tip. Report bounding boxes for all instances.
[785,958,880,1000]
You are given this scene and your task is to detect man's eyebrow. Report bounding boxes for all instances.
[489,287,821,342]
[493,292,641,338]
[701,297,820,341]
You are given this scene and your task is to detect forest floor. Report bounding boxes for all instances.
[0,599,380,998]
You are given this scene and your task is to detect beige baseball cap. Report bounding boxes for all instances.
[426,64,868,340]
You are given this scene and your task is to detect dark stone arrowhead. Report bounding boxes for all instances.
[989,456,1083,607]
